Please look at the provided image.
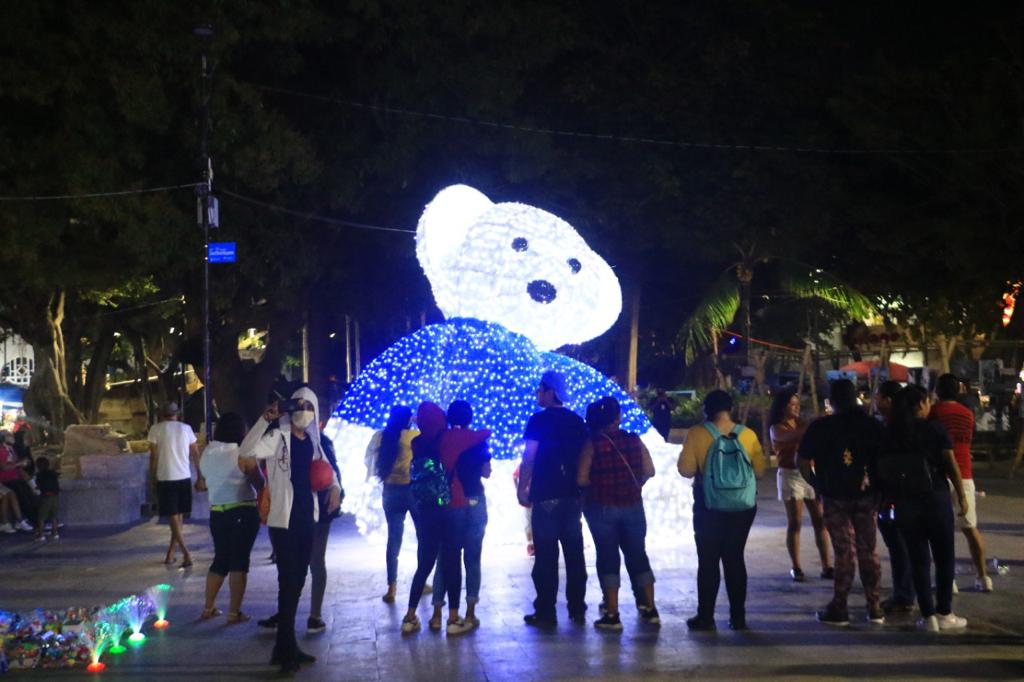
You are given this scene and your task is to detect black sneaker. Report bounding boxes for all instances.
[294,649,316,664]
[307,616,326,634]
[686,615,716,631]
[594,614,623,631]
[881,596,914,614]
[257,614,279,630]
[816,605,850,626]
[598,602,608,615]
[790,568,806,582]
[523,613,557,629]
[568,611,586,624]
[640,607,661,626]
[728,616,747,631]
[866,604,886,624]
[820,567,835,580]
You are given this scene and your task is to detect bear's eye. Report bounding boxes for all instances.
[567,258,582,274]
[512,237,529,252]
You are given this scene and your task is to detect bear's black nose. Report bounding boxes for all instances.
[527,280,557,304]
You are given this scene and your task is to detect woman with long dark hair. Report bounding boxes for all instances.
[769,388,832,581]
[365,405,416,603]
[879,385,968,632]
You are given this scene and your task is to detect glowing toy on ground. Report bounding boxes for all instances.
[81,620,115,673]
[145,584,173,629]
[121,596,154,644]
[97,603,129,655]
[326,184,688,545]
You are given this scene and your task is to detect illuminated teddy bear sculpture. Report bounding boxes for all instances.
[325,185,689,544]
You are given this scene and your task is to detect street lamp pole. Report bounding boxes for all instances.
[195,25,214,442]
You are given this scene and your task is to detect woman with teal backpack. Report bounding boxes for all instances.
[678,390,765,631]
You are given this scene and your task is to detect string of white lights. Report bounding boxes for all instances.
[255,84,1023,156]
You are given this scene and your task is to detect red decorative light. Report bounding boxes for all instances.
[153,619,169,629]
[86,662,106,673]
[1002,282,1021,327]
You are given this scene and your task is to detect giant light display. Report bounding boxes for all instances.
[325,185,689,544]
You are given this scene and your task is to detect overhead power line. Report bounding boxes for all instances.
[255,84,1024,157]
[220,189,415,235]
[0,183,202,202]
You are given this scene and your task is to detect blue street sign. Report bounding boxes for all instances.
[208,241,236,263]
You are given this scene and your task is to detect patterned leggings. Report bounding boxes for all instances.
[823,496,881,609]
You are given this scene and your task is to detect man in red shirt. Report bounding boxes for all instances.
[929,374,991,592]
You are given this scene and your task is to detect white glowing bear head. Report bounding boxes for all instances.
[416,185,622,350]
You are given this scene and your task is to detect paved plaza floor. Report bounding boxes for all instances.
[2,467,1023,680]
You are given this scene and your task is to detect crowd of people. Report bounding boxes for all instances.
[135,369,990,673]
[0,419,59,540]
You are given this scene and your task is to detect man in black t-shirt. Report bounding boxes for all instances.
[649,389,675,441]
[798,379,884,627]
[518,370,588,627]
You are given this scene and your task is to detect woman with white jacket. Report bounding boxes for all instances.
[241,386,341,674]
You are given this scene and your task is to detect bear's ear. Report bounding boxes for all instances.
[416,185,493,271]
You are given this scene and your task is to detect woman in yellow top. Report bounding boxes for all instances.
[678,390,765,631]
[365,405,417,603]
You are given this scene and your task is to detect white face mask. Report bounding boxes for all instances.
[291,410,315,429]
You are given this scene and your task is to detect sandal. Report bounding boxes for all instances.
[400,615,420,634]
[180,558,194,569]
[226,611,251,625]
[428,616,443,632]
[200,607,223,620]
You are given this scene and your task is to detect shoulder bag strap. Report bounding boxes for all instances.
[600,433,642,490]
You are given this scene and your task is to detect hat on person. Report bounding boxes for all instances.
[540,370,570,404]
[162,401,180,417]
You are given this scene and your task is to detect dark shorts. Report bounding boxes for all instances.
[209,505,260,575]
[157,478,193,517]
[37,495,59,524]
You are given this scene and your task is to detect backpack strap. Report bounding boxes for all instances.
[730,425,746,438]
[703,422,723,439]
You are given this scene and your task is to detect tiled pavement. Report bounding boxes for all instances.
[2,467,1023,680]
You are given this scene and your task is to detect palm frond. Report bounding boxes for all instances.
[678,268,741,364]
[777,261,876,319]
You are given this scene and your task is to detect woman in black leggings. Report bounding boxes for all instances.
[401,401,449,633]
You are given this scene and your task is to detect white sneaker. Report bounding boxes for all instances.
[0,523,15,534]
[15,519,33,532]
[446,617,473,636]
[34,535,47,542]
[936,613,967,630]
[951,580,958,594]
[975,576,993,593]
[917,615,939,632]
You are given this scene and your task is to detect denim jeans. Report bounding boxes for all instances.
[382,484,412,585]
[583,502,654,592]
[433,497,488,606]
[435,505,467,611]
[895,488,956,617]
[531,497,587,620]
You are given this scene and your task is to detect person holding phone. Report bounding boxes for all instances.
[240,387,341,673]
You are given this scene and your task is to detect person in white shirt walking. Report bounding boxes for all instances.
[148,402,203,568]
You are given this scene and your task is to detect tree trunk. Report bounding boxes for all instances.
[21,290,83,436]
[616,283,641,392]
[737,263,754,366]
[129,330,155,428]
[80,320,116,423]
[936,334,958,375]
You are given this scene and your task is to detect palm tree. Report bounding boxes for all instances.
[679,245,875,374]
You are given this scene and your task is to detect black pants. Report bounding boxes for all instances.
[408,503,443,610]
[439,506,466,611]
[6,478,36,522]
[531,497,587,620]
[208,505,260,575]
[877,504,915,602]
[693,495,756,622]
[269,523,314,661]
[895,489,955,617]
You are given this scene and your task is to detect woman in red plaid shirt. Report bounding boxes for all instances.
[577,397,657,631]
